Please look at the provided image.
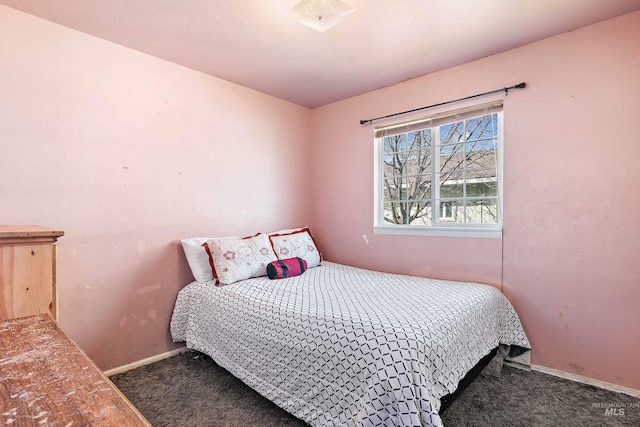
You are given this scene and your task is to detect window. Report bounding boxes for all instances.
[373,101,503,238]
[440,201,455,222]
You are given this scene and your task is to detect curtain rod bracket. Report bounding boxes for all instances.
[360,82,526,126]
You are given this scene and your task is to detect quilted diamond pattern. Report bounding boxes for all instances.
[171,262,529,427]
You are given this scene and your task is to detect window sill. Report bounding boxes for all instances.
[373,225,502,239]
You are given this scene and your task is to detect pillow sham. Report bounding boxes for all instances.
[268,227,321,268]
[267,257,308,280]
[204,233,277,285]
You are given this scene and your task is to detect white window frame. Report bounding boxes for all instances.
[373,101,504,239]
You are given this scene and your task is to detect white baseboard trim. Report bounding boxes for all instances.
[531,364,640,398]
[104,346,191,377]
[102,349,640,399]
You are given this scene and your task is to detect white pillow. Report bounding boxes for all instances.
[181,235,241,281]
[181,237,214,282]
[269,227,321,268]
[205,233,277,285]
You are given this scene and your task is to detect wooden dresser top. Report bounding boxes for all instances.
[0,314,150,426]
[0,225,64,238]
[0,226,64,244]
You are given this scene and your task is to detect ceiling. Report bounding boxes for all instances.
[2,0,640,108]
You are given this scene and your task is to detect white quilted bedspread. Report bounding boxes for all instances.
[170,262,529,426]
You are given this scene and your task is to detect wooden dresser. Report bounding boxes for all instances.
[0,225,64,321]
[0,314,151,426]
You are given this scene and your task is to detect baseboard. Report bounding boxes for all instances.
[103,346,191,377]
[503,360,531,371]
[530,364,640,398]
[103,348,640,399]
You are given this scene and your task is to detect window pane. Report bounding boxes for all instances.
[384,134,408,154]
[406,150,432,175]
[465,179,497,197]
[466,115,496,141]
[440,121,464,145]
[408,200,432,226]
[466,142,496,169]
[383,171,407,200]
[383,150,408,174]
[440,183,464,198]
[438,200,464,223]
[439,145,464,174]
[383,180,404,201]
[440,171,464,197]
[383,202,407,225]
[465,199,498,224]
[383,152,395,165]
[383,162,404,181]
[408,129,431,152]
[406,175,432,199]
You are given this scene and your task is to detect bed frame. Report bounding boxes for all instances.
[439,346,498,413]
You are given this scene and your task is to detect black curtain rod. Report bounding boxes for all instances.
[359,82,526,126]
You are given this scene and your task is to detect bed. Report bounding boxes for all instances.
[170,260,530,427]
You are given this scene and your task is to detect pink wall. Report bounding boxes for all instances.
[310,11,640,390]
[0,6,311,369]
[2,4,639,391]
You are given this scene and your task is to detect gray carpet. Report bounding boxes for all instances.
[110,350,639,427]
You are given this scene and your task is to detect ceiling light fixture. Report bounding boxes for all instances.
[288,0,356,33]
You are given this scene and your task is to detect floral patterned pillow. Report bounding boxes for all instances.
[269,227,321,268]
[204,233,277,285]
